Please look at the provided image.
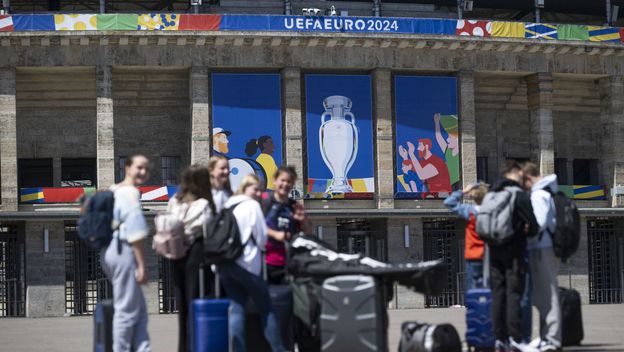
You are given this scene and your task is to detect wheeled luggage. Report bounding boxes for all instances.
[191,265,229,352]
[94,299,114,352]
[465,288,495,351]
[245,284,295,352]
[320,275,387,352]
[398,321,462,352]
[559,287,584,346]
[465,245,494,351]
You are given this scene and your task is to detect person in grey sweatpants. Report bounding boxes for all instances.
[523,162,562,352]
[101,155,152,352]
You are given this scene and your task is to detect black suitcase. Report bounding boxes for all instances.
[320,275,387,352]
[245,284,295,351]
[399,321,462,352]
[559,287,584,346]
[94,299,114,352]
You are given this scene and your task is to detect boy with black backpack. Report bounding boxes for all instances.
[476,160,539,352]
[522,162,577,351]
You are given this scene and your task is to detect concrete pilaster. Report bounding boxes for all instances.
[0,67,17,210]
[282,67,305,195]
[373,69,394,209]
[25,221,65,317]
[190,67,211,165]
[599,75,624,207]
[96,66,115,188]
[526,73,555,175]
[459,71,477,188]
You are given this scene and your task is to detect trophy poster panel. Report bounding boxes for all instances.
[211,73,283,192]
[305,74,375,199]
[394,76,459,199]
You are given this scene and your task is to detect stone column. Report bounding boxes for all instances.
[599,75,624,207]
[96,66,115,189]
[526,73,555,175]
[373,69,394,209]
[282,67,305,195]
[190,67,211,165]
[0,67,17,210]
[459,71,477,189]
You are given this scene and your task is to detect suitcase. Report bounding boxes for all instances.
[94,299,114,352]
[465,288,495,351]
[191,265,230,352]
[399,321,462,352]
[320,275,387,352]
[559,287,584,346]
[245,284,295,352]
[465,246,495,351]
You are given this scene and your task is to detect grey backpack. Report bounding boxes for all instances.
[476,186,522,246]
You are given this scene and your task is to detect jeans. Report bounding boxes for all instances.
[217,262,285,352]
[465,259,484,291]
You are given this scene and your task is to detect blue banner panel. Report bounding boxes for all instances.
[394,76,459,199]
[305,74,374,199]
[412,19,457,35]
[13,14,55,31]
[220,15,271,31]
[270,15,413,34]
[211,73,282,192]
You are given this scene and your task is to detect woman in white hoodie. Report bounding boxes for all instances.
[218,174,285,352]
[168,164,217,352]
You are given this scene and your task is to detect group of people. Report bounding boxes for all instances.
[101,154,309,352]
[445,160,563,352]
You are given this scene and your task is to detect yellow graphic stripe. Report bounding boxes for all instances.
[21,192,44,202]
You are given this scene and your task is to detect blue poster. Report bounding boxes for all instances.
[394,76,459,199]
[305,74,374,199]
[211,73,282,192]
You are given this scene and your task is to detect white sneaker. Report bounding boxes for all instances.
[509,338,540,352]
[528,338,541,349]
[538,340,561,352]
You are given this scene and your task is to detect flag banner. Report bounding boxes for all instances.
[96,14,137,30]
[588,26,621,42]
[491,21,525,38]
[0,15,14,32]
[178,14,221,30]
[54,14,97,30]
[413,19,456,35]
[557,24,589,41]
[138,14,180,30]
[456,20,492,36]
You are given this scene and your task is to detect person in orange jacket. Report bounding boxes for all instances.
[443,181,489,290]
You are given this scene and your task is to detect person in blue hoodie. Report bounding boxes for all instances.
[522,162,562,352]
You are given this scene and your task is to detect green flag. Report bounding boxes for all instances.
[558,24,589,41]
[97,14,137,30]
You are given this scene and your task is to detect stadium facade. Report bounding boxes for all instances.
[1,1,624,317]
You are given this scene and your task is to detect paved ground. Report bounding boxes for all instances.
[0,305,622,351]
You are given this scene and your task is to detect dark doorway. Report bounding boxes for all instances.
[18,158,53,188]
[61,158,97,187]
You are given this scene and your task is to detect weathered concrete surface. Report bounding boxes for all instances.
[0,304,622,351]
[0,67,17,210]
[96,65,115,188]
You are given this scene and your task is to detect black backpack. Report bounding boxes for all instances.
[77,190,116,251]
[399,321,462,352]
[202,202,244,264]
[547,190,581,262]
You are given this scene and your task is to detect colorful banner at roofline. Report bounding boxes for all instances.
[18,184,605,203]
[2,14,624,44]
[19,186,179,203]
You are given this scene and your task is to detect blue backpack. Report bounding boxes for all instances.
[78,190,116,251]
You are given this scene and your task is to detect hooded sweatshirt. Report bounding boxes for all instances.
[528,174,558,250]
[225,195,267,276]
[166,196,212,238]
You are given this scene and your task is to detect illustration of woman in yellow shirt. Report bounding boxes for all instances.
[245,135,278,190]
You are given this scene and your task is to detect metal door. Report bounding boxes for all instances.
[64,223,111,315]
[588,218,622,304]
[0,224,25,317]
[423,218,461,307]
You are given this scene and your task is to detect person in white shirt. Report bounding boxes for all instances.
[101,154,152,352]
[167,164,217,352]
[217,174,285,352]
[208,155,232,213]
